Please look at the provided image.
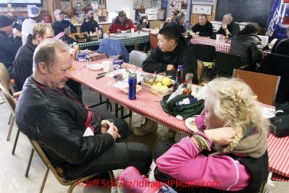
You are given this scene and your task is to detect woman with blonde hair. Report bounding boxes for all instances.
[154,77,270,193]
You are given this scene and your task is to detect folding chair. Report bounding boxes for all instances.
[233,69,280,105]
[211,51,242,80]
[0,84,34,177]
[30,140,114,193]
[129,50,148,68]
[190,44,216,76]
[0,62,16,127]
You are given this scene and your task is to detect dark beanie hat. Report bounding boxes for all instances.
[0,15,13,28]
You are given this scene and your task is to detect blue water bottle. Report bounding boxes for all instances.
[128,73,137,100]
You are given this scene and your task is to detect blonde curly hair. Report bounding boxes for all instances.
[206,78,270,153]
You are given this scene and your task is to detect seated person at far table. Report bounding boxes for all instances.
[191,14,213,37]
[230,23,263,69]
[216,13,240,38]
[13,23,54,91]
[166,12,186,36]
[135,26,198,137]
[51,9,76,37]
[15,39,153,181]
[271,26,289,56]
[109,10,137,33]
[163,10,180,28]
[81,7,102,35]
[137,14,151,53]
[154,77,269,193]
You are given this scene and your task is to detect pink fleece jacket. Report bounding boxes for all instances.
[156,136,251,191]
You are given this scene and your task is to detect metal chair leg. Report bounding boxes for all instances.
[8,112,12,125]
[12,128,20,155]
[25,148,34,178]
[39,168,49,193]
[6,115,15,141]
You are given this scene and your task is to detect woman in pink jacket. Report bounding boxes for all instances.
[155,78,270,193]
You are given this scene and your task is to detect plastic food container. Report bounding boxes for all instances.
[113,60,123,70]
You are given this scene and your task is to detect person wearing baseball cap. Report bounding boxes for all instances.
[22,6,41,44]
[51,9,76,37]
[0,15,22,77]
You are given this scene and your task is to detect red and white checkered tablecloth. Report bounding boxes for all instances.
[71,62,289,181]
[71,60,193,135]
[271,173,289,182]
[190,36,231,53]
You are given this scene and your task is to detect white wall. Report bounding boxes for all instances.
[106,0,135,20]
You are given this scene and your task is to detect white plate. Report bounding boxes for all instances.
[88,64,103,71]
[120,85,142,94]
[185,116,200,131]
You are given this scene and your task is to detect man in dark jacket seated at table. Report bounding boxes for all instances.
[191,14,213,37]
[51,9,76,37]
[13,23,54,91]
[81,7,102,36]
[215,13,240,38]
[15,39,152,181]
[136,26,198,137]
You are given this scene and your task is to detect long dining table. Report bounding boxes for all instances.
[70,58,289,182]
[77,31,150,48]
[190,35,231,53]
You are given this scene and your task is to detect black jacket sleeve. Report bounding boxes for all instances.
[199,22,213,37]
[179,48,199,84]
[37,109,115,164]
[0,36,22,54]
[229,23,240,38]
[142,47,167,73]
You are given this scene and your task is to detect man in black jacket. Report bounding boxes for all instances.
[142,26,198,84]
[0,15,22,77]
[216,13,240,38]
[15,39,152,181]
[13,23,54,91]
[51,9,76,36]
[191,14,213,37]
[136,26,198,137]
[81,7,101,36]
[271,26,289,56]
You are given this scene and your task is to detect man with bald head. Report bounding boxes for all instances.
[216,13,240,38]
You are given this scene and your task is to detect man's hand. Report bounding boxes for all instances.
[167,64,175,71]
[126,29,130,33]
[101,120,116,133]
[15,30,22,37]
[107,122,121,142]
[143,19,148,24]
[166,18,172,22]
[204,127,236,146]
[117,29,121,33]
[195,32,200,35]
[222,23,227,30]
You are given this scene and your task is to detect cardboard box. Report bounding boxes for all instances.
[145,8,159,15]
[157,9,166,20]
[148,14,158,20]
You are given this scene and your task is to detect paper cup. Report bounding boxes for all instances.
[131,28,134,33]
[216,34,221,41]
[102,61,111,72]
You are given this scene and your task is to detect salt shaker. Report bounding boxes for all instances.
[128,72,137,100]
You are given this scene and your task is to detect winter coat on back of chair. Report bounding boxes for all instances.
[97,39,129,62]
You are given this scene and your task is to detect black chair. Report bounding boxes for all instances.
[257,53,289,104]
[190,44,216,62]
[190,44,216,76]
[211,51,242,80]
